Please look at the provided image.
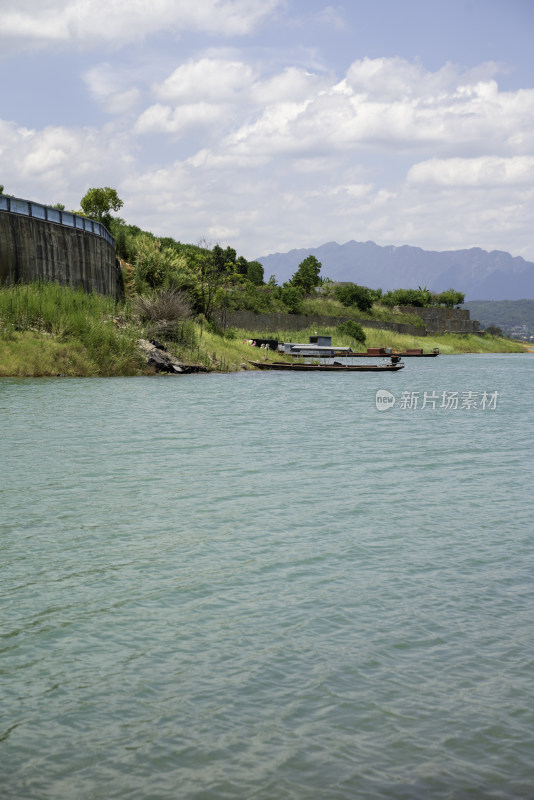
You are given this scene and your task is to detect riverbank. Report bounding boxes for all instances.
[0,283,524,377]
[203,324,522,371]
[0,323,525,377]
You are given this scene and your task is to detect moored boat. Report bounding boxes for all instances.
[344,347,439,358]
[248,360,404,372]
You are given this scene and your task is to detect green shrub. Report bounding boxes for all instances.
[334,283,373,311]
[223,283,276,313]
[337,320,366,344]
[281,286,304,314]
[381,288,429,307]
[131,234,195,294]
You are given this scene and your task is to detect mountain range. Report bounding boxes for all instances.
[460,299,534,332]
[256,241,534,301]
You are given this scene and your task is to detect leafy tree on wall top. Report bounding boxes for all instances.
[80,187,124,230]
[381,288,431,307]
[380,286,465,308]
[436,289,465,307]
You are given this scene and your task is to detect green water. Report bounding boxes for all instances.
[1,354,533,799]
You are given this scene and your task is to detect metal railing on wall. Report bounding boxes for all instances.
[0,194,115,247]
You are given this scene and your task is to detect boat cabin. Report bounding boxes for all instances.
[279,335,354,357]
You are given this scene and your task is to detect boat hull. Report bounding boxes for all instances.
[248,360,404,371]
[337,351,438,358]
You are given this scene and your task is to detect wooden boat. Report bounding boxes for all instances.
[248,360,404,372]
[344,347,439,358]
[394,348,439,357]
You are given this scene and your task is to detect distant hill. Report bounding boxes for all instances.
[256,241,534,301]
[462,299,534,331]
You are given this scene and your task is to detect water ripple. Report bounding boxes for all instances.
[1,356,533,799]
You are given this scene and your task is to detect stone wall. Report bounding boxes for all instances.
[214,310,425,337]
[0,211,120,297]
[396,306,480,333]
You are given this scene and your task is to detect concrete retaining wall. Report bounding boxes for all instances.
[214,310,426,337]
[0,210,120,297]
[397,306,480,333]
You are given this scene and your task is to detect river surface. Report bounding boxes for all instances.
[1,354,533,799]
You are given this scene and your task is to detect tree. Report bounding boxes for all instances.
[485,325,503,337]
[381,288,428,307]
[290,255,322,293]
[193,244,237,320]
[80,187,124,229]
[236,256,249,278]
[334,283,373,312]
[436,289,465,307]
[246,260,264,286]
[0,185,4,194]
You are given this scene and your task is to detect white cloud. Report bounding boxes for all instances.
[155,58,256,103]
[408,156,534,187]
[132,54,534,162]
[135,102,228,135]
[0,0,282,48]
[186,147,268,169]
[0,118,134,206]
[135,59,325,139]
[250,67,327,106]
[3,54,534,262]
[84,65,141,114]
[212,59,534,159]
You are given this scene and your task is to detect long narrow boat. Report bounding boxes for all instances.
[248,360,404,372]
[343,347,439,358]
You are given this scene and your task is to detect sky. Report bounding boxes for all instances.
[1,0,534,262]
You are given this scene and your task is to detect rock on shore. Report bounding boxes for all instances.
[137,339,208,374]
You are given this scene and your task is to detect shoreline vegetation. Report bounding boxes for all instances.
[0,282,524,378]
[0,187,525,376]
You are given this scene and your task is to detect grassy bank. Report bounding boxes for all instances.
[300,296,427,328]
[231,324,522,356]
[0,283,145,376]
[361,327,522,354]
[0,283,524,377]
[196,324,523,372]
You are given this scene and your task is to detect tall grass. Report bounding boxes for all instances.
[301,296,426,327]
[228,324,523,355]
[0,282,144,376]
